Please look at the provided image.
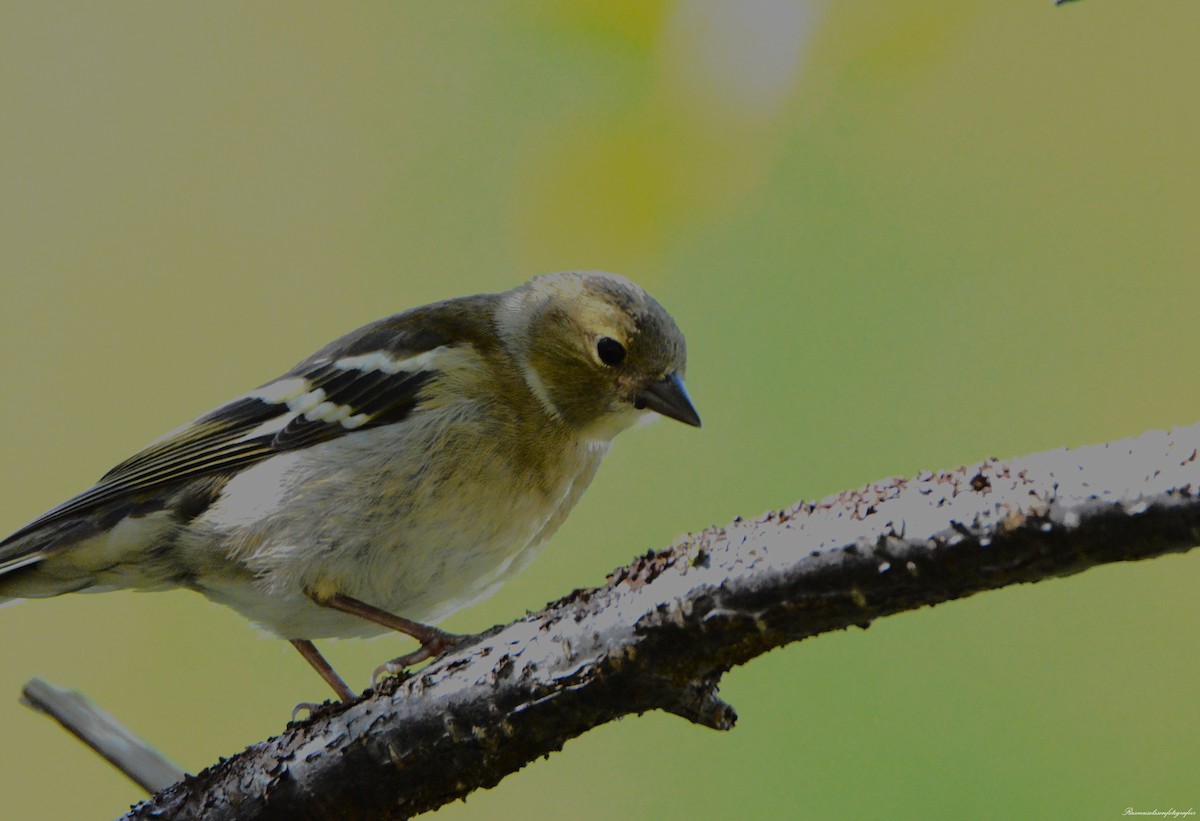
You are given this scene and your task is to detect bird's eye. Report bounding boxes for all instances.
[596,337,626,367]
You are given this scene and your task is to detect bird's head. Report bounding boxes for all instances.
[500,270,699,440]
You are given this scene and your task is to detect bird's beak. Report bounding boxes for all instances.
[634,373,701,427]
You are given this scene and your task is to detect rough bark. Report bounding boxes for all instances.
[122,423,1200,820]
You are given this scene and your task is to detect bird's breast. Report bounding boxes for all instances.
[189,411,607,638]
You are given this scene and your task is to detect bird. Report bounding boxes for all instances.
[0,271,699,701]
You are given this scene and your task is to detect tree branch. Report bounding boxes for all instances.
[122,423,1200,820]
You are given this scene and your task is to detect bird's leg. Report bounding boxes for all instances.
[308,591,466,685]
[289,639,356,703]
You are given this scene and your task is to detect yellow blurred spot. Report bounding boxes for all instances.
[516,128,671,273]
[531,1,673,50]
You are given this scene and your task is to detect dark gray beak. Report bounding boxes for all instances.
[635,373,701,427]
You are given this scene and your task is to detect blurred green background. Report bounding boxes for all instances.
[2,2,1198,818]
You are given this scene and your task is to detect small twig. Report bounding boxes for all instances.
[20,677,185,794]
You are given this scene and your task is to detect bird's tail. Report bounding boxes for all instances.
[0,521,88,599]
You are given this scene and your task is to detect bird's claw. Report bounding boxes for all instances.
[370,632,468,688]
[370,646,433,688]
[371,659,409,688]
[291,701,322,722]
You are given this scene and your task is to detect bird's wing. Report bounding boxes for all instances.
[0,299,496,553]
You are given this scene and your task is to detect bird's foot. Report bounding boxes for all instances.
[371,630,468,688]
[291,701,322,722]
